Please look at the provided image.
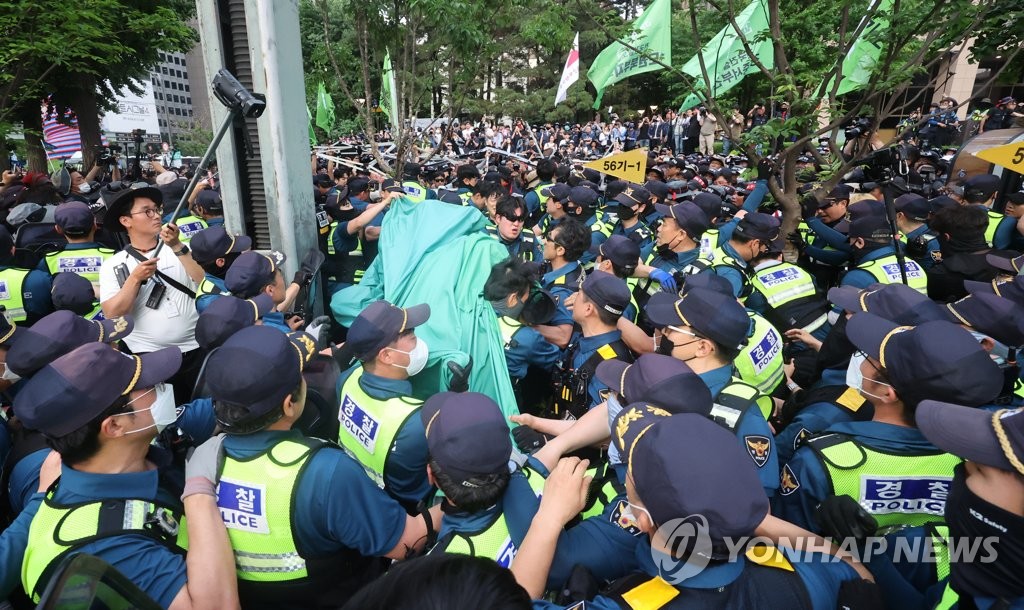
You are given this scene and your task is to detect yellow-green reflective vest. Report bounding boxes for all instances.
[699,228,720,260]
[854,254,928,294]
[401,181,427,203]
[498,315,523,350]
[712,379,773,424]
[217,437,322,582]
[337,367,423,487]
[196,278,226,302]
[734,312,786,394]
[433,512,518,568]
[326,222,365,285]
[44,246,115,288]
[699,245,753,301]
[985,209,1002,247]
[750,261,828,333]
[0,268,29,322]
[807,433,961,532]
[23,485,188,601]
[174,215,208,245]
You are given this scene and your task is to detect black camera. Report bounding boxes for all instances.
[131,129,146,145]
[212,69,267,118]
[844,117,873,139]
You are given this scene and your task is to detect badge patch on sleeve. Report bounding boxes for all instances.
[793,427,810,450]
[745,435,771,468]
[780,464,800,496]
[610,500,643,536]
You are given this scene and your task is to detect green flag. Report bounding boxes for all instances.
[306,104,316,146]
[587,0,672,109]
[679,0,774,110]
[825,0,893,96]
[380,52,398,129]
[315,81,335,132]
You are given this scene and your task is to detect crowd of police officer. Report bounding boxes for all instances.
[0,128,1021,609]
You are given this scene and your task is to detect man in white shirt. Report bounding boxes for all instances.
[99,183,207,402]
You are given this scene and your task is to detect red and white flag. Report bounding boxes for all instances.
[555,32,580,106]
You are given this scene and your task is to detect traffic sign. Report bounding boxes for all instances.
[583,147,649,183]
[974,141,1024,174]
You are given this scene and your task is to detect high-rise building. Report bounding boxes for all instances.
[149,50,198,146]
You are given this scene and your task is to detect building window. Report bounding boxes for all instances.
[161,67,167,74]
[159,52,166,60]
[186,97,191,105]
[174,57,180,64]
[156,93,162,100]
[184,84,190,92]
[187,109,193,116]
[164,80,170,88]
[182,71,188,80]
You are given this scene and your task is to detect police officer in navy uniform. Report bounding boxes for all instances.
[333,300,435,510]
[1,312,135,518]
[775,313,1003,538]
[189,226,252,313]
[535,183,572,237]
[892,193,942,270]
[538,219,590,350]
[42,202,115,292]
[793,185,853,289]
[205,325,437,609]
[515,408,868,609]
[696,212,780,302]
[960,174,1005,247]
[12,342,239,608]
[523,158,557,224]
[550,271,634,420]
[510,354,717,588]
[593,236,642,323]
[423,392,541,568]
[630,200,708,320]
[0,226,52,326]
[776,282,952,464]
[840,201,928,293]
[49,272,102,320]
[645,287,780,496]
[593,184,656,263]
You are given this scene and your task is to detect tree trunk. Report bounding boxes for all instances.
[68,76,102,169]
[19,103,47,172]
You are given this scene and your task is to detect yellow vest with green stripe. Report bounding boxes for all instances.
[174,214,208,245]
[807,433,961,532]
[44,246,115,286]
[855,254,928,294]
[734,312,786,394]
[0,267,29,322]
[498,315,524,351]
[337,366,423,487]
[23,484,188,601]
[217,437,323,582]
[984,209,1003,247]
[432,511,518,568]
[750,261,817,309]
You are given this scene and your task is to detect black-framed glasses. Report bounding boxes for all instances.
[128,208,161,218]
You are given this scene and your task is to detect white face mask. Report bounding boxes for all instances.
[0,363,21,383]
[386,337,429,376]
[846,352,892,401]
[119,383,179,435]
[78,182,92,194]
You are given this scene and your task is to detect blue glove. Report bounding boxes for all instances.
[649,269,677,293]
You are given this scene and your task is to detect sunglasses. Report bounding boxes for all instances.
[501,213,527,223]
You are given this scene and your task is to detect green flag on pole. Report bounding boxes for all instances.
[307,104,316,146]
[825,0,894,96]
[315,81,335,132]
[678,0,773,110]
[587,0,672,109]
[380,52,398,130]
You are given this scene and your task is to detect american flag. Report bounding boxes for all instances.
[41,107,106,161]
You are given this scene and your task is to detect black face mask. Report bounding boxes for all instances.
[945,463,1024,600]
[617,205,637,221]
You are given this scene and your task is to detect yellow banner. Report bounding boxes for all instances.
[974,142,1024,173]
[583,148,649,184]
